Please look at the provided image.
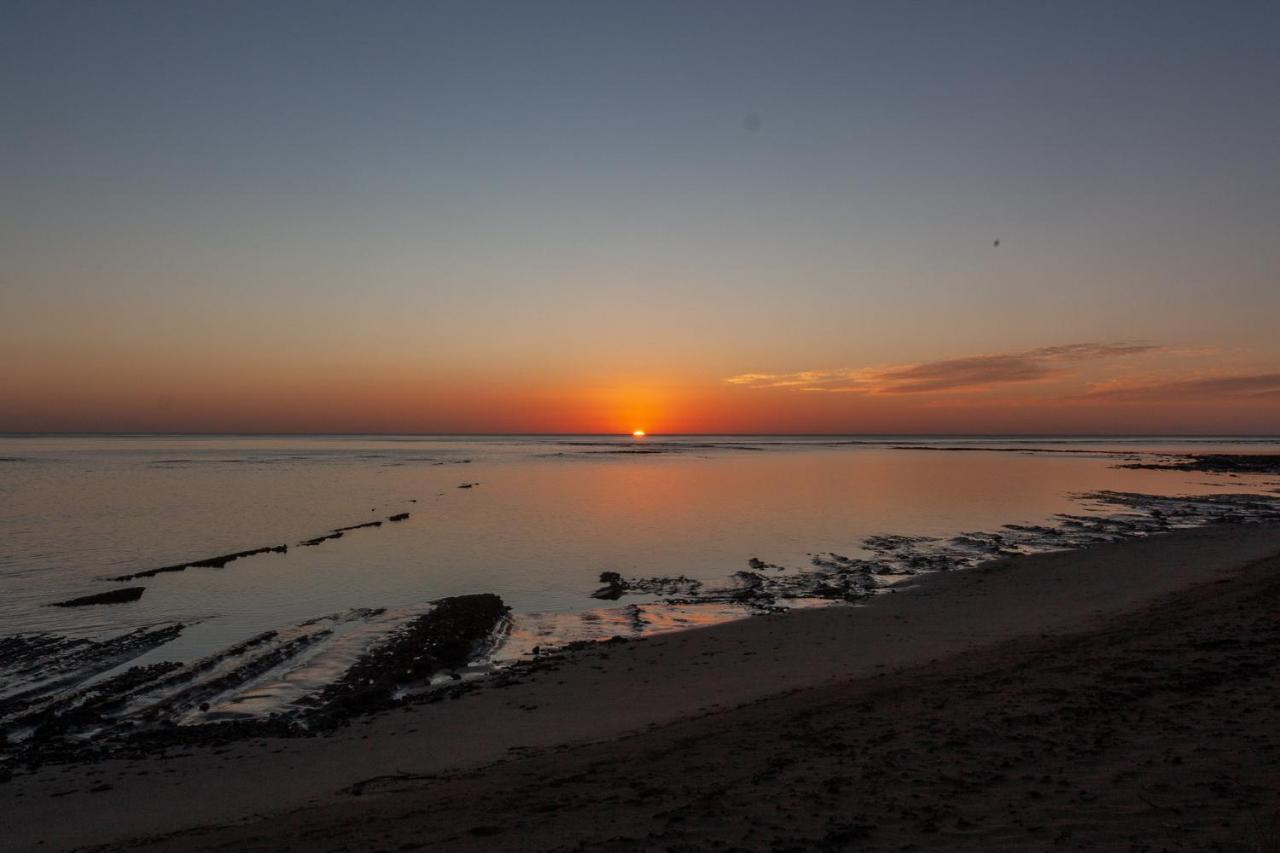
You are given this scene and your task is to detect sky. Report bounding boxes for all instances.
[2,0,1278,434]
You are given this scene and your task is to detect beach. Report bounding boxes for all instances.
[4,521,1279,851]
[9,1,1280,848]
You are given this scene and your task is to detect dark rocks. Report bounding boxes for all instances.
[307,594,509,724]
[810,580,872,603]
[584,490,1280,614]
[336,521,383,532]
[50,586,146,607]
[299,532,343,547]
[16,661,185,746]
[591,571,708,600]
[1116,454,1280,475]
[0,624,184,755]
[123,515,405,562]
[2,594,512,765]
[864,535,938,553]
[180,545,287,569]
[730,570,772,604]
[591,571,626,600]
[113,545,288,581]
[949,533,1022,558]
[135,632,330,728]
[300,519,389,546]
[1,636,179,709]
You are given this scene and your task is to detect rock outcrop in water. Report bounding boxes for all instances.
[1,595,510,767]
[49,586,146,607]
[114,511,414,573]
[338,521,384,532]
[300,520,384,547]
[0,624,185,756]
[591,571,627,600]
[306,593,508,725]
[1116,453,1280,475]
[588,491,1280,613]
[591,572,705,601]
[112,545,289,581]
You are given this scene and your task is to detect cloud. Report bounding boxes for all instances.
[724,370,860,389]
[726,343,1162,395]
[1083,372,1280,402]
[873,353,1059,393]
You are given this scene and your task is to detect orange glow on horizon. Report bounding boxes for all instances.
[2,348,1278,435]
[632,429,646,437]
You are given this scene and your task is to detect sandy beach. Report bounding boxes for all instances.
[1,521,1277,851]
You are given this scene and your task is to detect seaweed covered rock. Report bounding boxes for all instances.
[308,593,508,723]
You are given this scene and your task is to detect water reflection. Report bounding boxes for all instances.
[1,435,1276,655]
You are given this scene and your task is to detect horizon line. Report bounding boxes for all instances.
[3,432,1279,439]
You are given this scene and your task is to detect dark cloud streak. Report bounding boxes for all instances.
[1085,373,1280,402]
[727,343,1162,395]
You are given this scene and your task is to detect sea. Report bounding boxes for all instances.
[2,434,1278,726]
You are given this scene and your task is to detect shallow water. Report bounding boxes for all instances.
[2,434,1278,649]
[1,434,1278,732]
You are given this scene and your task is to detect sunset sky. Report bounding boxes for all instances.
[3,1,1278,434]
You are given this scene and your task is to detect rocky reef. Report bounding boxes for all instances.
[49,586,146,607]
[300,520,383,547]
[1116,453,1280,475]
[111,545,289,581]
[112,511,413,578]
[0,595,509,769]
[0,624,186,754]
[304,593,507,724]
[587,491,1280,613]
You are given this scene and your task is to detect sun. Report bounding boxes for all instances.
[632,429,646,437]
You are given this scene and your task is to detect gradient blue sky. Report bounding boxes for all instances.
[3,1,1278,432]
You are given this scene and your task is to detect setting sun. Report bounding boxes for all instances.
[632,430,646,437]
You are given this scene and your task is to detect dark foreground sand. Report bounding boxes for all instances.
[5,523,1280,851]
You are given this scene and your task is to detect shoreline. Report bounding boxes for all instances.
[3,521,1280,850]
[118,526,1280,852]
[6,486,1276,752]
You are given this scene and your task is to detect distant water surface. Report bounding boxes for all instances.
[1,434,1277,664]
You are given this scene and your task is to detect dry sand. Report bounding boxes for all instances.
[5,522,1280,851]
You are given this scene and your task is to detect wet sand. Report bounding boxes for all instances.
[5,522,1280,851]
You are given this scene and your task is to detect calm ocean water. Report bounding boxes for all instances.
[3,434,1278,660]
